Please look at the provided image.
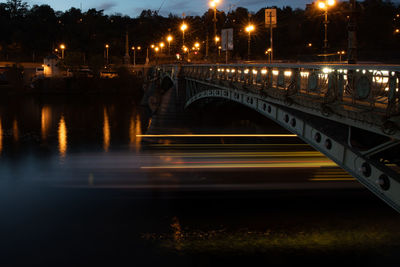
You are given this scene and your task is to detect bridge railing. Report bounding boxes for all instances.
[181,63,400,128]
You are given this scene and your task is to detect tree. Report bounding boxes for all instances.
[6,0,28,18]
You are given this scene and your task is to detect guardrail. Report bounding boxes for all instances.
[177,63,400,135]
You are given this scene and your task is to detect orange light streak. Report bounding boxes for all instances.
[309,178,356,181]
[136,134,297,138]
[12,119,19,142]
[58,116,67,157]
[171,160,332,164]
[103,108,110,152]
[41,106,51,141]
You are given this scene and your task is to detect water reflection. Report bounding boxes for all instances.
[41,106,52,141]
[129,113,142,151]
[103,107,110,152]
[58,116,67,157]
[12,118,19,142]
[170,217,183,251]
[0,118,2,153]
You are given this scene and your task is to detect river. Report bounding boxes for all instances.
[0,94,398,266]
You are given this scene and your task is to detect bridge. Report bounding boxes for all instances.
[145,63,400,213]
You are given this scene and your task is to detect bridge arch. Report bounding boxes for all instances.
[184,87,400,213]
[154,63,400,213]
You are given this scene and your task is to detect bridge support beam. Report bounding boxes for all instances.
[185,88,400,213]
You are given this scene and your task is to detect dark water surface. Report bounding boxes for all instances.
[0,95,399,266]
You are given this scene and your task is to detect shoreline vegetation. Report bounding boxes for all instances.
[0,65,146,99]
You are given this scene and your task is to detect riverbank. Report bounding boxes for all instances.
[29,75,144,97]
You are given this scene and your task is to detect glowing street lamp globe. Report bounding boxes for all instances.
[180,23,188,32]
[245,25,255,33]
[318,2,326,9]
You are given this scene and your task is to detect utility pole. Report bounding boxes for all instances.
[265,9,276,62]
[206,35,209,58]
[347,0,357,64]
[269,11,273,62]
[323,8,328,57]
[123,31,130,64]
[225,30,228,64]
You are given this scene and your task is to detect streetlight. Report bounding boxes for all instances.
[154,46,160,64]
[60,44,66,59]
[337,50,345,62]
[265,48,272,63]
[245,24,255,60]
[182,45,189,61]
[167,35,173,55]
[132,46,141,66]
[105,44,109,65]
[180,23,188,47]
[317,0,335,57]
[159,42,165,53]
[215,36,220,44]
[210,0,220,51]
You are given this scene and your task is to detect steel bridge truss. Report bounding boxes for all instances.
[157,63,400,212]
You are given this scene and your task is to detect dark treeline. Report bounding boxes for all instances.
[1,0,400,65]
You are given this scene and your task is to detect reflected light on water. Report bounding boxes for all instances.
[12,119,19,142]
[41,106,52,141]
[129,113,142,151]
[140,150,337,169]
[103,108,110,152]
[137,134,297,138]
[58,116,67,157]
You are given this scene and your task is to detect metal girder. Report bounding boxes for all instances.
[177,63,400,141]
[185,87,400,213]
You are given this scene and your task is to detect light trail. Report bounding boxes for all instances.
[148,144,309,147]
[171,160,332,164]
[141,151,325,158]
[309,178,356,181]
[137,134,297,138]
[141,162,337,169]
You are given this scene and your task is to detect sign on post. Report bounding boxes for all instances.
[265,9,277,62]
[221,28,233,51]
[265,9,277,28]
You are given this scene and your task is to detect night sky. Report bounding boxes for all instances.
[18,0,312,17]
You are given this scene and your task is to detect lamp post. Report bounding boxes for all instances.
[182,46,189,61]
[132,46,141,66]
[245,24,255,61]
[60,44,66,60]
[159,42,165,53]
[105,44,109,65]
[337,50,345,62]
[167,35,173,55]
[317,0,335,58]
[265,48,272,63]
[180,23,188,47]
[215,36,220,45]
[347,0,357,64]
[155,46,159,64]
[210,0,219,51]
